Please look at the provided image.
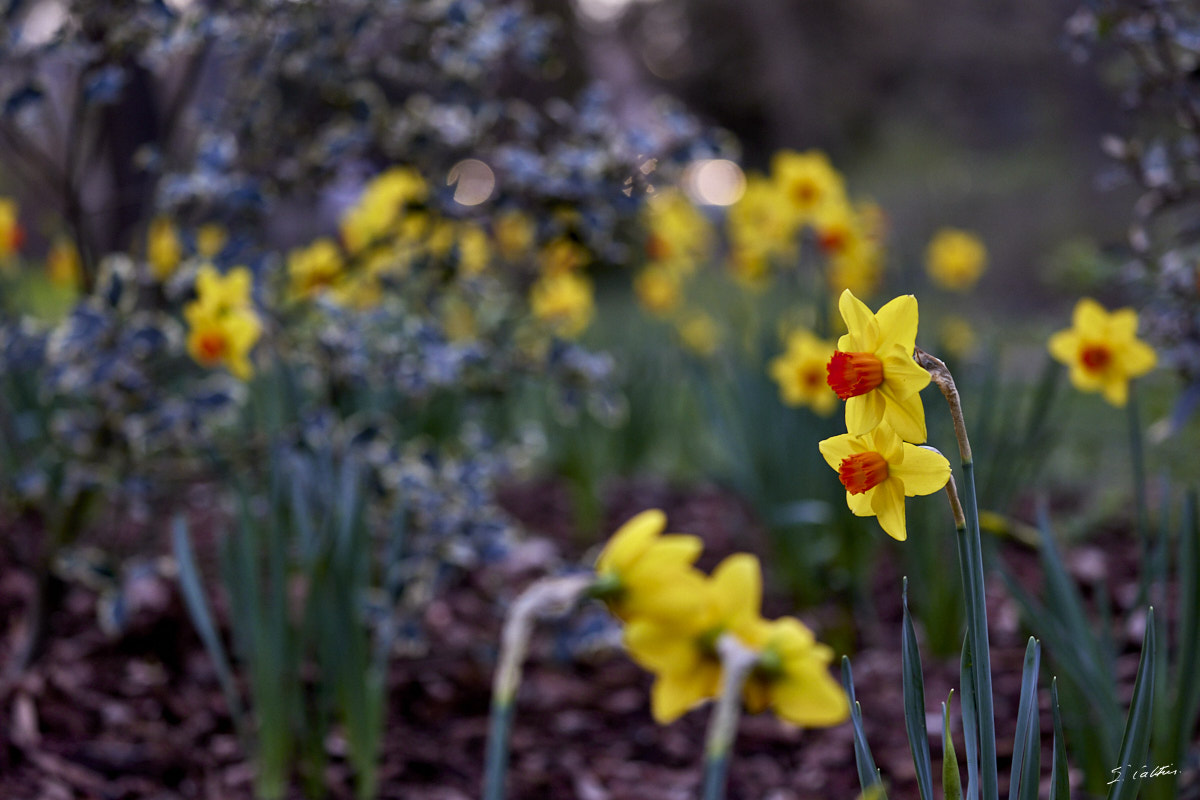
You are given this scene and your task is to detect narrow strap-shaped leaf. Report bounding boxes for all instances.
[942,693,963,800]
[171,515,247,741]
[959,636,979,800]
[1009,637,1041,800]
[1050,678,1069,800]
[902,579,935,800]
[1107,607,1156,800]
[1176,491,1200,763]
[842,656,885,797]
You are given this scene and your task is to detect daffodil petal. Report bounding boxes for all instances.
[1121,339,1157,377]
[880,346,932,398]
[877,385,928,444]
[847,489,873,516]
[894,444,952,497]
[845,390,885,436]
[596,509,666,574]
[818,433,861,471]
[874,294,919,352]
[1073,297,1107,335]
[651,664,718,723]
[1103,377,1129,407]
[837,289,880,352]
[625,618,700,674]
[870,481,907,541]
[1110,308,1139,340]
[1047,330,1079,364]
[770,668,850,727]
[711,553,762,627]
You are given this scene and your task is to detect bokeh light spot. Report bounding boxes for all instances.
[448,159,495,206]
[684,159,746,206]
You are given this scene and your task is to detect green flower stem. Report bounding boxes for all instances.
[1127,385,1151,606]
[482,574,593,800]
[916,348,997,800]
[702,634,760,800]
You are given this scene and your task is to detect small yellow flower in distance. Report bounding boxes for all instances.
[624,553,764,723]
[740,616,849,727]
[818,423,951,541]
[926,228,987,292]
[769,329,838,416]
[728,246,772,291]
[1047,297,1157,407]
[939,314,978,360]
[340,166,429,253]
[0,198,24,261]
[827,289,932,443]
[147,217,182,280]
[529,271,594,337]
[727,175,797,261]
[185,265,261,379]
[677,311,719,357]
[594,509,705,623]
[288,238,344,299]
[642,188,710,273]
[493,209,535,261]
[634,264,683,316]
[46,238,81,288]
[196,223,228,259]
[771,149,846,224]
[538,236,590,275]
[455,222,491,276]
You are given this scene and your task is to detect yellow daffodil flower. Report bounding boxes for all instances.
[196,223,228,259]
[455,222,491,275]
[529,271,593,337]
[818,424,951,541]
[493,210,535,261]
[594,509,705,623]
[184,265,261,379]
[939,314,978,360]
[46,238,81,288]
[147,217,182,280]
[769,328,838,415]
[676,311,719,357]
[0,198,24,262]
[634,264,683,316]
[827,289,932,443]
[771,149,846,224]
[623,553,763,723]
[926,228,987,292]
[727,176,796,263]
[538,237,589,275]
[288,238,344,300]
[1047,297,1157,407]
[642,188,710,274]
[740,616,849,727]
[340,166,429,254]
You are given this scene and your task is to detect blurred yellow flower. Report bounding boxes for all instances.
[455,222,491,276]
[594,509,705,623]
[926,228,987,291]
[147,217,182,280]
[196,223,228,259]
[768,328,838,415]
[493,210,535,261]
[771,150,846,224]
[184,265,260,379]
[740,616,849,727]
[538,236,589,275]
[623,553,763,723]
[634,264,683,316]
[529,270,593,337]
[818,424,951,541]
[828,290,931,443]
[46,238,81,288]
[340,166,428,253]
[642,188,710,273]
[288,238,344,299]
[0,198,24,261]
[727,176,795,263]
[1047,297,1157,407]
[728,247,772,290]
[677,311,719,357]
[939,314,978,359]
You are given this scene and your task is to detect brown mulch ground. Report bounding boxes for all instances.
[0,478,1182,799]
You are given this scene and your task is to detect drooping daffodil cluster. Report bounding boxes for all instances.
[1047,297,1157,407]
[593,510,849,726]
[818,290,951,541]
[184,265,262,380]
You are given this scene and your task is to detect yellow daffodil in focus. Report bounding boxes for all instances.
[1047,297,1157,407]
[677,311,719,357]
[827,289,932,443]
[529,271,593,337]
[769,329,838,415]
[926,228,987,292]
[184,265,261,379]
[147,217,182,280]
[46,238,81,288]
[623,554,763,723]
[634,264,683,316]
[0,198,24,261]
[771,149,846,224]
[818,424,951,541]
[740,617,849,727]
[593,509,704,623]
[288,238,344,299]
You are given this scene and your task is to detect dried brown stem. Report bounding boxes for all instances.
[913,346,973,465]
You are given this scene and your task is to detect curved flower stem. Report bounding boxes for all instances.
[915,347,997,800]
[702,634,760,800]
[482,574,594,800]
